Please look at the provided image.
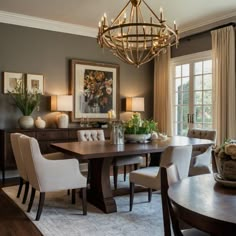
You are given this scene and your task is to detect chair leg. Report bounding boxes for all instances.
[113,165,118,190]
[148,188,152,202]
[130,182,135,211]
[36,192,45,221]
[87,160,91,185]
[22,181,29,204]
[81,188,87,215]
[17,177,24,198]
[27,187,36,212]
[72,189,76,204]
[123,165,127,181]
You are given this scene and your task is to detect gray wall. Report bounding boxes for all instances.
[0,23,154,128]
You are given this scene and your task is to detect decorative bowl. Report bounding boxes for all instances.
[125,133,151,143]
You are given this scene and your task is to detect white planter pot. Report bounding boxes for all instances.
[18,116,34,129]
[125,133,151,143]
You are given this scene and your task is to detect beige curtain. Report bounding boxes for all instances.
[211,26,236,145]
[153,48,173,136]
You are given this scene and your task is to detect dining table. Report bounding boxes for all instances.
[168,174,236,235]
[51,136,213,214]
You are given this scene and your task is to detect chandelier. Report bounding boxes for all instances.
[97,0,179,68]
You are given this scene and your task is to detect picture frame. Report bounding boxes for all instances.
[70,59,120,122]
[2,72,24,94]
[26,73,44,94]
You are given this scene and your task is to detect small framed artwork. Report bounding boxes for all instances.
[70,59,120,122]
[26,74,44,94]
[3,72,24,94]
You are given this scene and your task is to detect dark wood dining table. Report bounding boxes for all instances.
[168,174,236,235]
[51,136,213,214]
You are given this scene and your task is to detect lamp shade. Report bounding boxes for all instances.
[51,95,73,112]
[126,97,144,112]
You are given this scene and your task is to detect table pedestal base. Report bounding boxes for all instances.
[87,157,117,213]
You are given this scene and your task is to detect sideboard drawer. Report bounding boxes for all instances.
[36,130,68,140]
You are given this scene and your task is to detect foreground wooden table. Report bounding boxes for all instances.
[168,174,236,235]
[51,136,213,213]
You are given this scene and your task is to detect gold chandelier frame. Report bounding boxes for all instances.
[97,0,179,68]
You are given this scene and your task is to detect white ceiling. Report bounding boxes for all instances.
[0,0,236,37]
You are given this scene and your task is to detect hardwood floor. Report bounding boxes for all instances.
[0,178,43,236]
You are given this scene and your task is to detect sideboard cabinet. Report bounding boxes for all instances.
[0,127,109,182]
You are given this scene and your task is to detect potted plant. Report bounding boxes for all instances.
[8,80,41,129]
[123,113,158,142]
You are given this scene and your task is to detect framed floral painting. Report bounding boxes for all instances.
[70,59,120,122]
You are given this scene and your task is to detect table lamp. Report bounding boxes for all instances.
[51,95,72,128]
[126,97,144,112]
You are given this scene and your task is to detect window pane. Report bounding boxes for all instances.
[182,123,188,136]
[175,66,181,77]
[183,106,189,123]
[194,62,202,75]
[194,123,203,129]
[203,74,212,90]
[182,77,189,91]
[183,92,189,105]
[175,78,181,92]
[203,60,212,73]
[203,123,212,129]
[203,106,212,123]
[194,91,202,104]
[182,64,189,77]
[176,92,182,105]
[194,75,202,90]
[203,91,212,104]
[195,106,203,123]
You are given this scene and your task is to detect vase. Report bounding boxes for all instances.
[35,116,46,129]
[18,116,34,129]
[125,133,151,143]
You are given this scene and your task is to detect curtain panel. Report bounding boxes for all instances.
[153,48,173,136]
[211,25,236,145]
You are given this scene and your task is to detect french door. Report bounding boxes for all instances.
[171,51,213,136]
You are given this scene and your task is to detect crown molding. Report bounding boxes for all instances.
[180,10,236,36]
[0,10,97,38]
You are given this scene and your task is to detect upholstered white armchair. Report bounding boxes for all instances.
[18,135,87,221]
[77,129,143,189]
[187,128,216,176]
[129,145,192,211]
[11,133,71,204]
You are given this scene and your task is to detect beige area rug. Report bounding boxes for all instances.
[3,176,164,236]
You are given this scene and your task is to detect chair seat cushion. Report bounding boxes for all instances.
[130,166,160,190]
[114,155,143,166]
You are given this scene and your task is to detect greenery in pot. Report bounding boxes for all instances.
[8,80,41,116]
[124,113,158,134]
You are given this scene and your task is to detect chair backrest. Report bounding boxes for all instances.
[159,145,192,180]
[77,129,105,142]
[161,164,183,236]
[18,135,45,190]
[10,133,29,181]
[187,128,216,142]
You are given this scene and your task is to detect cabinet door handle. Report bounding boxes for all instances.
[191,114,194,123]
[187,114,190,123]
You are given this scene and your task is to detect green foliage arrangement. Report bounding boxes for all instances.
[124,113,158,134]
[8,80,41,116]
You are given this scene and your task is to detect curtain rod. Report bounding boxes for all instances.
[181,22,236,40]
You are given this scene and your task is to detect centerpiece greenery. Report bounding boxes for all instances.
[8,80,41,116]
[124,113,157,134]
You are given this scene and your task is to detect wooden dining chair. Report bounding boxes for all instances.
[160,164,209,236]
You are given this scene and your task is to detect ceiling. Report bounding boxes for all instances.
[0,0,236,37]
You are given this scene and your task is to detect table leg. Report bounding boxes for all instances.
[87,157,117,213]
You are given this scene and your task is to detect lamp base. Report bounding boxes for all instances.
[57,113,69,128]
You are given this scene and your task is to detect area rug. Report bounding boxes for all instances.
[2,177,164,236]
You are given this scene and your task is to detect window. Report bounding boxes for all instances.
[171,51,213,136]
